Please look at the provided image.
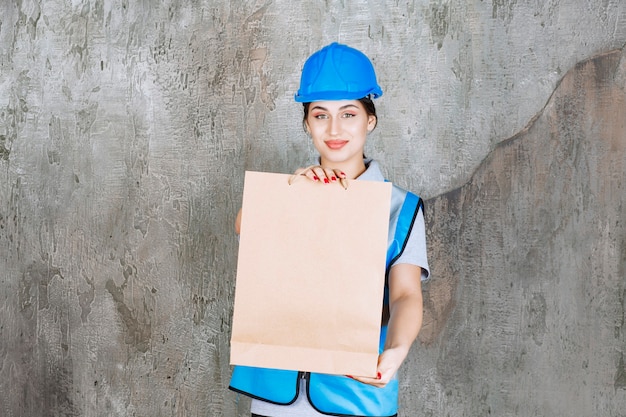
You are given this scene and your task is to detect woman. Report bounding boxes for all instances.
[230,42,430,417]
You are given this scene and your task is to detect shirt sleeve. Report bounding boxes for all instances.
[391,206,430,282]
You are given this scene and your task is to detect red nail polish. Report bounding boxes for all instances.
[346,375,354,379]
[313,176,320,181]
[377,372,381,380]
[331,176,337,181]
[324,178,329,184]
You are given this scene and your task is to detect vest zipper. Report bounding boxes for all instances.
[296,371,309,400]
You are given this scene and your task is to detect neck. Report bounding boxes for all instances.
[319,157,367,180]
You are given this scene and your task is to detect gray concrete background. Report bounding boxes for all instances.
[0,1,625,416]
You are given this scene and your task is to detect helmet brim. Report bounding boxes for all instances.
[294,87,383,103]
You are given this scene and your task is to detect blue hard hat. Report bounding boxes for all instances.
[294,42,383,103]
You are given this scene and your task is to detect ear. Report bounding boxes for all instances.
[367,115,377,132]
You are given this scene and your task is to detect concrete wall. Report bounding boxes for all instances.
[417,47,626,416]
[0,1,624,416]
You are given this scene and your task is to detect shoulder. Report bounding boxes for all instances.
[365,159,423,211]
[390,184,423,214]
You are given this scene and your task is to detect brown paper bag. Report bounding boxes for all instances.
[230,171,392,377]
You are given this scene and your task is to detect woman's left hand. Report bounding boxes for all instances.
[347,346,408,388]
[347,263,423,388]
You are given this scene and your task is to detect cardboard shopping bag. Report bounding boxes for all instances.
[230,171,392,377]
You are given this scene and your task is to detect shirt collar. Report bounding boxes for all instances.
[356,158,384,182]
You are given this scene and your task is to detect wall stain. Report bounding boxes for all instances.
[526,292,547,346]
[42,308,81,417]
[0,69,31,164]
[78,274,95,323]
[19,261,63,314]
[105,264,152,353]
[13,258,80,416]
[0,134,10,161]
[492,0,517,22]
[238,1,277,111]
[19,0,41,41]
[60,2,92,77]
[76,102,99,135]
[243,1,274,28]
[615,353,626,389]
[192,293,212,325]
[426,1,450,50]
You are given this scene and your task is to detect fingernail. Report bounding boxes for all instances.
[323,178,329,184]
[346,375,354,379]
[313,176,320,181]
[377,372,382,380]
[331,176,337,181]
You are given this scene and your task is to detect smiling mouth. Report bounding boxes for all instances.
[325,140,348,150]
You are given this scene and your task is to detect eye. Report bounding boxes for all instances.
[312,113,328,119]
[342,112,356,118]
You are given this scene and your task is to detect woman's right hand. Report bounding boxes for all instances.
[293,165,347,185]
[235,208,242,234]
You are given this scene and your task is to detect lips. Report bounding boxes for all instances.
[325,140,348,150]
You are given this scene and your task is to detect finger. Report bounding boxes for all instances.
[332,169,348,189]
[348,374,386,388]
[297,166,321,182]
[309,166,329,183]
[308,166,334,184]
[321,167,340,184]
[334,169,347,179]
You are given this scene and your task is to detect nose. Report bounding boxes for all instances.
[329,116,340,136]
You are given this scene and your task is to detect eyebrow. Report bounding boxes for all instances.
[310,104,359,112]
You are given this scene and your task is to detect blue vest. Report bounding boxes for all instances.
[229,185,423,417]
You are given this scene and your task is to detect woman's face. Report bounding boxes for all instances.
[304,100,377,167]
